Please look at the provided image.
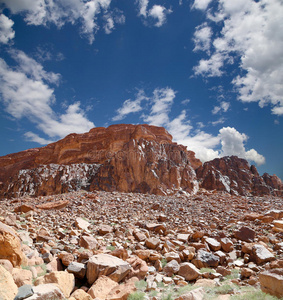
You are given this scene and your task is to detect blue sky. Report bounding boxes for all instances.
[0,0,282,180]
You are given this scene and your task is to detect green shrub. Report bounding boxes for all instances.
[230,289,279,300]
[135,280,147,292]
[161,258,167,268]
[128,291,146,300]
[106,245,116,251]
[199,268,216,274]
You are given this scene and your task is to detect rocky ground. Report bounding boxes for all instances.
[0,189,283,300]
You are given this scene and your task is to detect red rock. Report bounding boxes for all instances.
[0,222,26,267]
[1,125,282,198]
[126,256,148,279]
[259,269,283,298]
[234,226,256,242]
[0,124,201,198]
[250,244,275,265]
[220,237,234,252]
[196,156,283,196]
[36,200,69,210]
[14,204,34,213]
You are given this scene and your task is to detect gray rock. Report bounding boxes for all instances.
[192,250,220,268]
[14,284,34,300]
[22,284,65,299]
[67,262,86,279]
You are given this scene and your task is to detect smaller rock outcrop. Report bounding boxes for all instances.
[196,156,283,196]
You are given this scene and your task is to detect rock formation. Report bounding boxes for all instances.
[196,156,283,196]
[0,124,282,198]
[0,124,201,198]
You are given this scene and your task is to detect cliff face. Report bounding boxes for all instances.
[196,156,283,196]
[0,124,201,198]
[0,124,282,198]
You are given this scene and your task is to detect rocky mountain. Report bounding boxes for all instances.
[0,124,282,198]
[197,156,283,197]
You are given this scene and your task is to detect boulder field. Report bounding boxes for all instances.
[0,190,282,299]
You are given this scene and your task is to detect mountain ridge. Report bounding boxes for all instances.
[0,124,282,198]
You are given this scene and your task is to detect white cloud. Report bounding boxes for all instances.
[181,99,190,105]
[113,87,265,166]
[192,0,213,10]
[103,9,125,34]
[0,14,15,44]
[167,110,193,142]
[193,23,212,53]
[136,0,149,17]
[0,0,120,44]
[0,53,94,143]
[210,117,225,126]
[212,101,230,114]
[10,49,61,85]
[148,5,171,27]
[37,102,95,138]
[135,1,171,27]
[193,0,283,115]
[143,87,176,126]
[35,46,65,62]
[24,131,54,145]
[193,53,227,77]
[112,90,148,121]
[245,149,266,166]
[218,127,265,165]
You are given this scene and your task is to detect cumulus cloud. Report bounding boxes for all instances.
[0,52,94,143]
[193,0,283,115]
[113,87,265,165]
[135,1,171,27]
[0,14,15,44]
[218,127,265,165]
[0,0,122,43]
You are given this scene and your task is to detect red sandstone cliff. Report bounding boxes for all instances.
[0,124,201,198]
[0,124,282,198]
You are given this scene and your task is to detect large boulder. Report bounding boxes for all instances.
[250,244,275,265]
[88,275,118,300]
[87,254,131,285]
[178,262,201,281]
[106,277,139,300]
[0,265,18,300]
[259,269,283,298]
[37,271,75,298]
[12,268,33,287]
[0,222,26,267]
